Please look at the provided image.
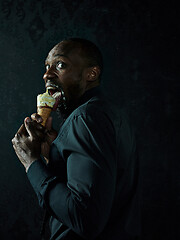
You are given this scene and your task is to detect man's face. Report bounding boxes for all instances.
[43,42,88,112]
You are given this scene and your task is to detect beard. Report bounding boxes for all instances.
[55,75,85,122]
[56,97,78,121]
[56,84,84,118]
[56,100,67,119]
[55,93,77,123]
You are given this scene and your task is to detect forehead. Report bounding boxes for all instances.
[46,42,85,65]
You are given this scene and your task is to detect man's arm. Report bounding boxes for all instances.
[27,109,117,239]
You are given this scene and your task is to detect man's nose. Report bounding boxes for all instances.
[43,66,56,82]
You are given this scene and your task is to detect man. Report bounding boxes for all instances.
[12,38,141,240]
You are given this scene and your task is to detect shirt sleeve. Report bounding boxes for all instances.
[27,106,117,239]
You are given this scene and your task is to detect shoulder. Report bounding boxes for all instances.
[74,95,118,119]
[57,96,113,137]
[70,96,115,129]
[58,92,132,137]
[66,94,131,132]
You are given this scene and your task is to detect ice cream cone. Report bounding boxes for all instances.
[37,90,56,126]
[37,106,52,126]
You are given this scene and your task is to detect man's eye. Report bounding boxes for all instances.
[56,61,66,70]
[46,65,50,71]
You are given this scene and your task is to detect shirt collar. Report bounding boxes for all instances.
[61,86,102,120]
[79,86,101,105]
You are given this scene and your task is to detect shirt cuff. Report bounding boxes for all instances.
[27,158,52,193]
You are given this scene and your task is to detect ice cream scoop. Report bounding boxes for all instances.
[37,90,56,126]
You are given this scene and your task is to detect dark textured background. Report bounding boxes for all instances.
[0,0,179,239]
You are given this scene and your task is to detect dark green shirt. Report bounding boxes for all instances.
[27,87,141,240]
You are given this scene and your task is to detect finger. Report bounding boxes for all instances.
[11,137,15,145]
[31,113,43,123]
[12,143,20,151]
[12,144,18,152]
[45,117,53,131]
[24,118,45,140]
[24,118,37,140]
[12,140,21,153]
[13,144,26,159]
[34,121,44,131]
[12,135,20,145]
[26,116,44,131]
[15,133,21,139]
[12,136,24,148]
[17,124,28,137]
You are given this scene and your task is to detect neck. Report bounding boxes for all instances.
[85,81,100,92]
[57,82,100,119]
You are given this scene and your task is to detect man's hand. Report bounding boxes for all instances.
[31,114,58,161]
[12,117,45,172]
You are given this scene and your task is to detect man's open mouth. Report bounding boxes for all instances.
[46,82,67,110]
[46,82,61,97]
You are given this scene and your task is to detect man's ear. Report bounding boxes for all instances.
[86,66,101,81]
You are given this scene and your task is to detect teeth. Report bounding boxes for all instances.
[47,86,56,90]
[52,92,61,99]
[46,83,59,89]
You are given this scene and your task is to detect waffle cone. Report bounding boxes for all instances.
[37,107,52,126]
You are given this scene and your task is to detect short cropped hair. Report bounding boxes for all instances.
[60,38,103,78]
